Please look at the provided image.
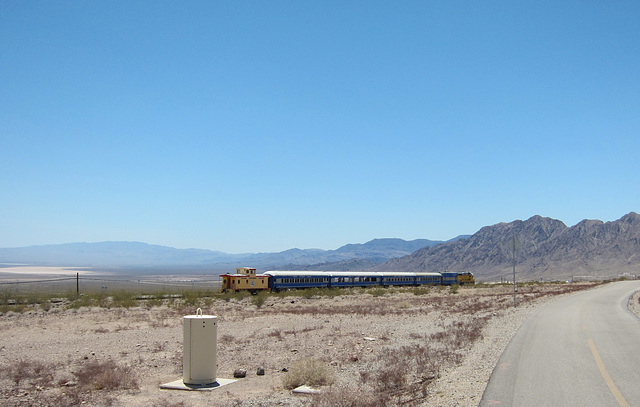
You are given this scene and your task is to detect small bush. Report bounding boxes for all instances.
[233,290,251,301]
[251,291,268,308]
[311,385,389,407]
[3,359,56,387]
[73,359,138,390]
[369,288,386,297]
[111,291,137,308]
[410,286,430,296]
[267,329,283,340]
[181,290,201,307]
[220,334,236,343]
[282,358,334,390]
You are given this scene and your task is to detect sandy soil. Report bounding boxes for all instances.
[0,282,632,407]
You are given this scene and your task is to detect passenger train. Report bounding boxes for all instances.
[220,267,474,294]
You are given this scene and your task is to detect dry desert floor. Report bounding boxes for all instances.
[1,282,636,407]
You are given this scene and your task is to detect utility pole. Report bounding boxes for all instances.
[509,237,519,307]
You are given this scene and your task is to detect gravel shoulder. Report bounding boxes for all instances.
[0,282,634,407]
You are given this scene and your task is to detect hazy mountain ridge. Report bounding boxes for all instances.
[376,212,640,281]
[0,238,451,270]
[3,213,637,280]
[0,241,244,267]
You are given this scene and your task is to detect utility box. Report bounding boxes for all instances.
[183,309,217,385]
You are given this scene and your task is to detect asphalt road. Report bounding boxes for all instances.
[480,280,640,407]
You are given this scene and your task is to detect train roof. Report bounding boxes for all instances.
[220,273,268,277]
[262,270,441,277]
[263,271,333,277]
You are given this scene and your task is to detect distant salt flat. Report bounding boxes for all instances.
[0,266,96,276]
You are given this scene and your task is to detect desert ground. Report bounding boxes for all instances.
[1,281,636,407]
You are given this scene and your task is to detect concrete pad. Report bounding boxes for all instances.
[160,378,237,391]
[292,385,322,394]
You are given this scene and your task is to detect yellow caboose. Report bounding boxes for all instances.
[220,267,269,294]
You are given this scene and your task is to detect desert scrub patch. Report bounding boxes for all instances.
[73,359,138,390]
[311,384,390,407]
[251,291,268,308]
[410,286,431,296]
[282,357,334,390]
[1,358,58,387]
[369,287,387,297]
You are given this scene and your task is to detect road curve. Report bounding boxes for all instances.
[480,280,640,407]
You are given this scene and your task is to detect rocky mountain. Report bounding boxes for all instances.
[0,238,449,270]
[376,212,640,281]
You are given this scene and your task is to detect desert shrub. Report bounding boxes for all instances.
[375,362,407,391]
[152,341,167,353]
[410,286,431,296]
[251,291,268,308]
[153,399,187,407]
[73,359,138,390]
[111,291,137,308]
[217,291,236,302]
[144,297,163,309]
[181,290,202,307]
[369,287,386,297]
[301,287,321,299]
[2,359,57,387]
[311,385,390,407]
[219,334,236,343]
[1,304,27,313]
[231,290,251,301]
[267,329,283,340]
[68,292,110,309]
[282,358,334,390]
[449,284,460,294]
[274,287,344,300]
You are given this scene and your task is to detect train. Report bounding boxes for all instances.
[220,267,474,294]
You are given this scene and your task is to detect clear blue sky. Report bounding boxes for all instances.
[1,1,639,253]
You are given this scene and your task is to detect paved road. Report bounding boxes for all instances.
[480,281,640,407]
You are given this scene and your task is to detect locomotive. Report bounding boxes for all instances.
[220,267,474,294]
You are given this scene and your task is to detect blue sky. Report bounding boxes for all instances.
[1,1,639,253]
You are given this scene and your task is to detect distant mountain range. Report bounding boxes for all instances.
[376,212,640,281]
[0,237,465,271]
[2,212,638,281]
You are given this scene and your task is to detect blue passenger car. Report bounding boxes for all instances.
[379,272,417,286]
[258,270,472,292]
[440,272,458,285]
[263,271,330,292]
[414,272,443,285]
[328,272,381,288]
